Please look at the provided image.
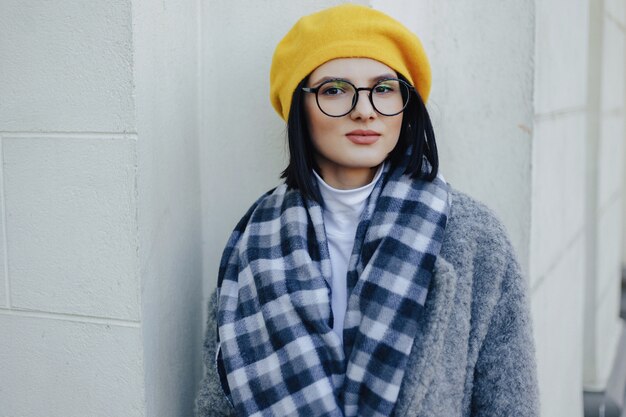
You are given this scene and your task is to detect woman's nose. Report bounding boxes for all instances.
[350,91,377,120]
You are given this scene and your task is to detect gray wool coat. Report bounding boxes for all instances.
[195,188,540,416]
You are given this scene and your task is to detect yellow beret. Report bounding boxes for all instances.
[270,4,431,121]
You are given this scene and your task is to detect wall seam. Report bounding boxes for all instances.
[596,273,621,306]
[531,226,585,294]
[534,105,587,121]
[605,9,626,31]
[0,307,141,327]
[0,132,139,140]
[602,107,624,116]
[598,189,623,215]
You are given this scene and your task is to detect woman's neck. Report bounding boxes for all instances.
[315,163,381,190]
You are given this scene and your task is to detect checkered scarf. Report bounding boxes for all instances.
[216,160,450,417]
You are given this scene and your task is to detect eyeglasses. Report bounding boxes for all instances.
[302,78,413,117]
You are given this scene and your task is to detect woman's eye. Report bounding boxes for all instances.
[374,84,394,94]
[320,81,350,96]
[322,87,342,95]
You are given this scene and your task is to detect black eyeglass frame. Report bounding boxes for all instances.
[301,77,414,118]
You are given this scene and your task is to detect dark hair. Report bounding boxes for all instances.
[280,73,439,203]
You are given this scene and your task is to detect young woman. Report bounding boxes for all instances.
[196,4,539,417]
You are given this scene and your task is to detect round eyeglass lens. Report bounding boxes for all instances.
[370,79,410,116]
[315,80,357,117]
[315,79,410,117]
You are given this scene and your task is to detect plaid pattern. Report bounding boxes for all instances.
[217,161,450,417]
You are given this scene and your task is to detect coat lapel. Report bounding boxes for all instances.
[393,255,458,417]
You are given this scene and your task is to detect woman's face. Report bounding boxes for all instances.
[304,58,403,189]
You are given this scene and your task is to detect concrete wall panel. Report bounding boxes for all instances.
[531,236,585,417]
[132,0,205,415]
[3,136,139,320]
[602,17,625,112]
[531,0,593,407]
[530,114,586,288]
[598,115,625,208]
[0,0,135,133]
[0,314,144,417]
[594,279,623,387]
[606,0,626,26]
[534,0,589,114]
[583,0,626,392]
[596,197,625,303]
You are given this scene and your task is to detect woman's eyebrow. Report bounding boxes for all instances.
[310,76,339,86]
[310,73,397,87]
[371,73,397,82]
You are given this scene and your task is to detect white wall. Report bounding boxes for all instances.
[0,0,204,416]
[531,0,588,414]
[583,0,626,391]
[132,0,203,416]
[0,0,144,415]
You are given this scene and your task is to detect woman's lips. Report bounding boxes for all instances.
[345,130,381,144]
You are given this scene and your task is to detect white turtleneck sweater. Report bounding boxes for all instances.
[313,164,384,343]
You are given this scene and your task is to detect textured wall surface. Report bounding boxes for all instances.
[0,0,135,132]
[0,315,144,417]
[530,0,589,414]
[1,0,205,415]
[583,0,626,391]
[0,0,144,415]
[3,136,139,319]
[132,0,203,416]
